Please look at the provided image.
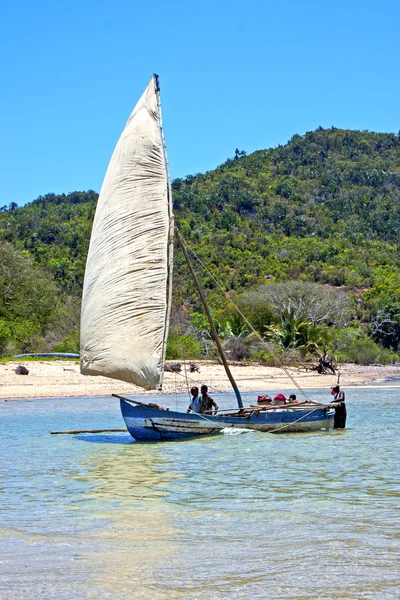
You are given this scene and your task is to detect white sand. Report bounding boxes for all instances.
[1,360,400,400]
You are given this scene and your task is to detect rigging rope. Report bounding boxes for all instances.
[267,406,323,433]
[177,231,313,403]
[166,366,241,407]
[174,371,179,412]
[164,404,326,434]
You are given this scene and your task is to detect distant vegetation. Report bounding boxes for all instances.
[1,128,399,365]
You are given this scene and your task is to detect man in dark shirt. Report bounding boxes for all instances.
[200,385,219,415]
[329,385,347,429]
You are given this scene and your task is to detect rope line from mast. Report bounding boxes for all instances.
[147,401,326,434]
[176,230,312,403]
[267,406,324,433]
[175,228,243,409]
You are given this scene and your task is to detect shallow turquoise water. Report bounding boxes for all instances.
[0,388,399,599]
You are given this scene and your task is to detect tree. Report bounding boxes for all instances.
[371,304,400,351]
[0,242,60,354]
[265,313,311,349]
[260,281,352,326]
[234,148,247,159]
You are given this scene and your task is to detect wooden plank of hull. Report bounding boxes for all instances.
[122,416,218,441]
[147,416,218,434]
[134,417,217,435]
[120,399,334,440]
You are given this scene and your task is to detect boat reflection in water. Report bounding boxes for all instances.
[69,437,181,597]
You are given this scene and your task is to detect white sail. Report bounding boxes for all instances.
[80,76,170,389]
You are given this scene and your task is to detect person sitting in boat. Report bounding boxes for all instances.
[273,393,287,405]
[288,394,299,404]
[200,385,219,415]
[329,385,347,429]
[187,387,203,414]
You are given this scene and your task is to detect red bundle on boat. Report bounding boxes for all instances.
[257,394,272,403]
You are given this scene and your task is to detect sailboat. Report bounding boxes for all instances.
[80,75,334,441]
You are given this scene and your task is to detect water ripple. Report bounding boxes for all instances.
[0,389,399,599]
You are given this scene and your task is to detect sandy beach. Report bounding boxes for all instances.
[1,360,400,400]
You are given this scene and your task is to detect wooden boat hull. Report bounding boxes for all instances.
[120,399,334,441]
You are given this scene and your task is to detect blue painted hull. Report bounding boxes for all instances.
[120,399,334,441]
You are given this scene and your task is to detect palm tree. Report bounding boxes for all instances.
[265,309,311,349]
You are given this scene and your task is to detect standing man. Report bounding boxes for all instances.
[329,385,347,429]
[187,387,203,413]
[200,385,219,415]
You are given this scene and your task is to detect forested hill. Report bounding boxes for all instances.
[1,128,400,357]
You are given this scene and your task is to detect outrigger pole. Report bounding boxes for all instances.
[175,228,244,409]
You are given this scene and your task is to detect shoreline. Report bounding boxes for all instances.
[1,360,400,401]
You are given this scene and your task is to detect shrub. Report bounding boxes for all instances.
[224,337,251,361]
[166,334,203,360]
[250,349,277,365]
[54,330,80,353]
[335,332,397,365]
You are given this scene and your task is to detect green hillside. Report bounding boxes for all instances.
[173,128,400,292]
[1,128,399,361]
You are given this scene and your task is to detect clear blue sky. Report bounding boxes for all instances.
[1,0,399,206]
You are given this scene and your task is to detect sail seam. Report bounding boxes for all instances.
[156,76,175,390]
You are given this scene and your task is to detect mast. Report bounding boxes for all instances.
[175,228,244,409]
[155,74,175,390]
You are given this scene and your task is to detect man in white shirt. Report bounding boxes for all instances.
[187,386,203,413]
